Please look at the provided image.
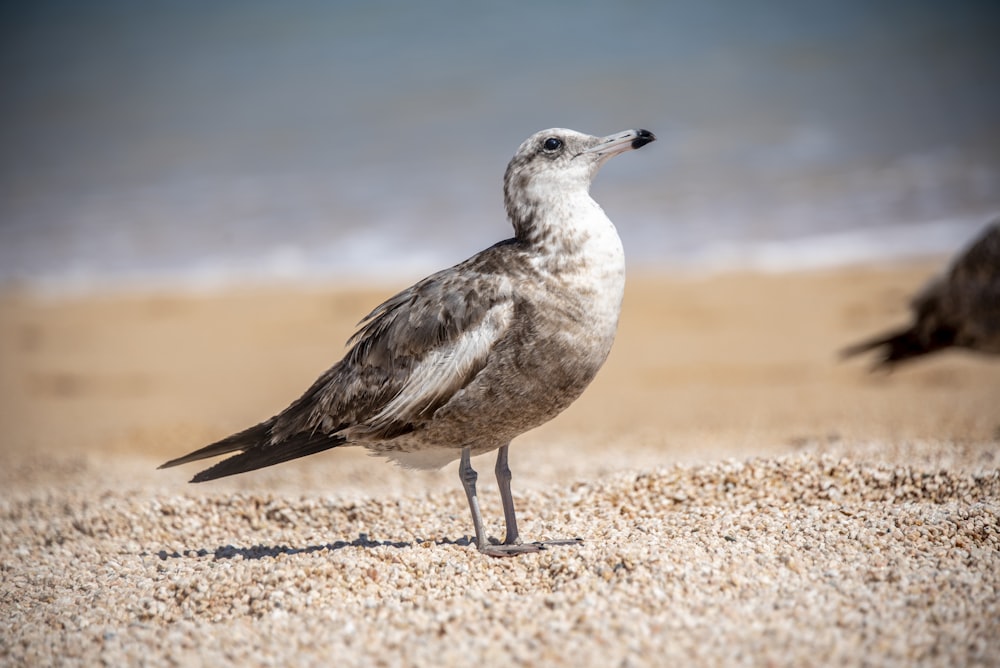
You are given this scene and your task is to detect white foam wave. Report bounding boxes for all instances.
[662,218,990,273]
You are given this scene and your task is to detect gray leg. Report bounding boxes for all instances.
[459,446,488,551]
[460,445,582,557]
[494,444,521,546]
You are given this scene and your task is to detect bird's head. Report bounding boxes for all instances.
[503,128,655,240]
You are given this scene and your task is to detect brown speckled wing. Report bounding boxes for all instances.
[941,221,1000,349]
[271,243,524,443]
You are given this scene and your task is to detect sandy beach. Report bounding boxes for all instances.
[2,262,999,666]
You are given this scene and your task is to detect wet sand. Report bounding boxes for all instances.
[2,262,999,666]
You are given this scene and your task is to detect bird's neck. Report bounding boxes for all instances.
[509,186,620,256]
[508,186,626,310]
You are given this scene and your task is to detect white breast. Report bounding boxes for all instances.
[533,192,626,344]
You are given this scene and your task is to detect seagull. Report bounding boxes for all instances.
[842,220,1000,369]
[160,127,656,556]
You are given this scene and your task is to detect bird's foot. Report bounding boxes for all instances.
[478,538,583,558]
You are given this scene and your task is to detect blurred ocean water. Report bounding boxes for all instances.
[1,0,998,291]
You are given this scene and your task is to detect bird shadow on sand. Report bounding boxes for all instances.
[150,534,475,561]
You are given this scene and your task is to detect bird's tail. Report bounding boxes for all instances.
[158,419,275,470]
[158,418,346,482]
[840,326,948,370]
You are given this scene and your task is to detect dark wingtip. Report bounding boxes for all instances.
[187,456,239,483]
[631,129,656,149]
[157,452,212,471]
[838,343,892,374]
[157,455,210,479]
[839,339,880,361]
[840,325,951,372]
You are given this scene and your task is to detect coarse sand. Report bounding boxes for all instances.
[1,264,999,666]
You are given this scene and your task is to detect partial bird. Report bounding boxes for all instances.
[160,127,656,556]
[842,220,1000,369]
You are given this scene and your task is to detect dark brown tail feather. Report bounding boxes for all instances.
[158,419,276,469]
[188,432,347,482]
[840,326,955,369]
[159,418,347,482]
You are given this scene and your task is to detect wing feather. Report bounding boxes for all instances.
[272,254,519,442]
[364,301,512,432]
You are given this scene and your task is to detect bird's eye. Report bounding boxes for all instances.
[542,137,562,152]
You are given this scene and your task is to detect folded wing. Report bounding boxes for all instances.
[160,254,518,479]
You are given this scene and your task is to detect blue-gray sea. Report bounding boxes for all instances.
[2,1,999,292]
